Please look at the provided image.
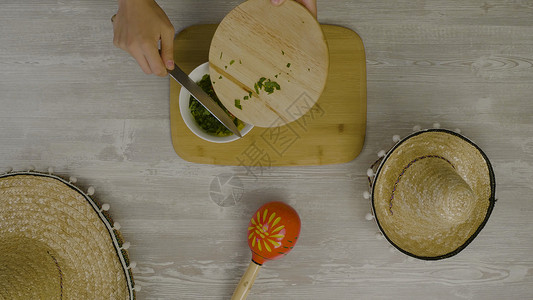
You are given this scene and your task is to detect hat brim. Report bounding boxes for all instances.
[371,129,496,260]
[0,172,135,298]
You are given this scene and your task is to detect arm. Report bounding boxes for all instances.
[112,0,317,76]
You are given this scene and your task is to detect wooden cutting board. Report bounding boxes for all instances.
[170,24,366,167]
[208,0,329,127]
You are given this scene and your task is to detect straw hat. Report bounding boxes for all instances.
[369,129,496,260]
[0,171,136,299]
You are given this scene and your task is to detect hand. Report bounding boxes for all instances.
[112,0,175,77]
[271,0,317,18]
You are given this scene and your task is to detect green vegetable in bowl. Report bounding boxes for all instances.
[189,74,245,137]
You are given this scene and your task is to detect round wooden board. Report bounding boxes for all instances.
[208,0,329,128]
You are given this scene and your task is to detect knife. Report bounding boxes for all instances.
[169,64,242,138]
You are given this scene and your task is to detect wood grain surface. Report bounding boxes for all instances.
[208,0,329,127]
[1,1,533,299]
[170,24,366,166]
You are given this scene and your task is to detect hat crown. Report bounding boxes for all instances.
[395,157,475,226]
[0,237,63,298]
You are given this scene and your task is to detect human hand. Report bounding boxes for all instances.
[112,0,175,77]
[271,0,317,18]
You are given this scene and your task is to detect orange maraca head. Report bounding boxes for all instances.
[247,201,301,265]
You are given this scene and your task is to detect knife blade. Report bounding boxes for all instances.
[169,64,242,138]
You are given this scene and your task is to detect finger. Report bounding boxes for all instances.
[271,0,317,18]
[296,0,317,18]
[130,50,153,75]
[160,26,175,70]
[144,44,168,77]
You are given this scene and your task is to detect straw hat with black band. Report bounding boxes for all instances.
[368,128,496,260]
[0,171,136,299]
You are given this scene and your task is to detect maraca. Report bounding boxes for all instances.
[231,201,301,300]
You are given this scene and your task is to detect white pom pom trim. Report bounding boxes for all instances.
[69,176,77,183]
[365,213,374,221]
[413,125,421,131]
[101,203,110,211]
[128,261,137,269]
[121,242,131,250]
[377,150,386,158]
[363,191,370,200]
[87,186,95,196]
[113,222,121,230]
[433,122,441,129]
[392,135,401,142]
[366,168,374,177]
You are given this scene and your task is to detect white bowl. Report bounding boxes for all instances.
[179,62,253,143]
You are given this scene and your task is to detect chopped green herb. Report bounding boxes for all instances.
[287,63,291,68]
[234,99,242,110]
[248,91,253,98]
[275,74,278,78]
[224,66,227,70]
[251,77,282,96]
[239,60,242,64]
[282,50,285,55]
[244,96,249,100]
[263,79,281,94]
[189,74,244,137]
[257,77,267,89]
[220,52,223,59]
[308,68,310,71]
[230,60,235,65]
[219,76,222,79]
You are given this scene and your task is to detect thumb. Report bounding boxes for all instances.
[160,27,175,70]
[271,0,286,6]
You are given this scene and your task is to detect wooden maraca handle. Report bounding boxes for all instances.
[231,261,262,300]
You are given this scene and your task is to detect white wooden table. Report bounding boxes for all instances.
[1,1,532,299]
